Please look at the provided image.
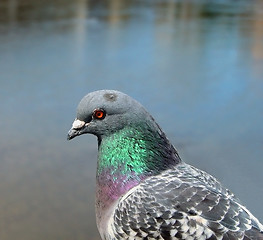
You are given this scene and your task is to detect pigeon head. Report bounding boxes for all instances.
[68,90,180,172]
[67,90,152,140]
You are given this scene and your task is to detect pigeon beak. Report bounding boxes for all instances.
[67,119,87,140]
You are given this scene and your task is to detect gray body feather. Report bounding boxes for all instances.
[106,163,263,240]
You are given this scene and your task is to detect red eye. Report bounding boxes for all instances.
[93,109,106,120]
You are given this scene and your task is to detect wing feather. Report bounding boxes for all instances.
[107,163,263,240]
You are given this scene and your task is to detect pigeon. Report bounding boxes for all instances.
[67,90,263,240]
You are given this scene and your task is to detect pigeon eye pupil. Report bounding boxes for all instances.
[93,109,106,120]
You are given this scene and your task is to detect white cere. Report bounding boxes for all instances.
[72,119,85,129]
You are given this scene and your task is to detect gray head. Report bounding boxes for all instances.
[67,90,153,140]
[68,89,181,170]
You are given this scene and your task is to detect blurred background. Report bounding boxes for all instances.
[0,0,263,239]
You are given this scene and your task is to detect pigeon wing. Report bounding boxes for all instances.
[109,164,263,239]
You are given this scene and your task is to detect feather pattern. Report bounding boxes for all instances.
[105,163,263,240]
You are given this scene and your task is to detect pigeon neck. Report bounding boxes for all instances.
[95,122,181,220]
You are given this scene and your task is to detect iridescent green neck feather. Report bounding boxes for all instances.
[96,121,181,213]
[97,123,180,178]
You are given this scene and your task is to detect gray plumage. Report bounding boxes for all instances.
[109,163,263,240]
[68,90,263,240]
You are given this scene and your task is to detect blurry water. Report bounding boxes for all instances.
[0,0,263,239]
